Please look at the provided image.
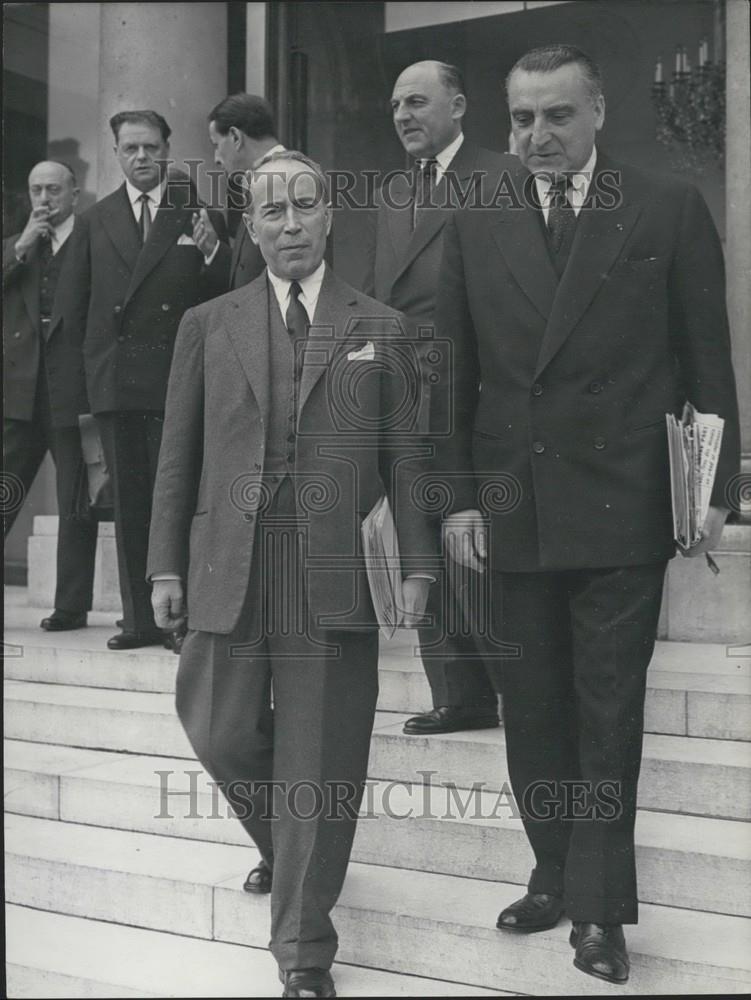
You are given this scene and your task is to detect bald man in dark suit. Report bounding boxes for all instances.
[364,60,516,735]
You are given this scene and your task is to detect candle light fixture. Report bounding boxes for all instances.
[650,10,725,173]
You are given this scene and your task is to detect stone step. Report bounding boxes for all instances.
[6,679,750,820]
[5,905,495,998]
[369,715,751,822]
[6,814,750,996]
[4,617,749,741]
[5,740,750,917]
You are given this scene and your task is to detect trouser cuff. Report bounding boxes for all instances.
[565,892,638,925]
[272,942,336,972]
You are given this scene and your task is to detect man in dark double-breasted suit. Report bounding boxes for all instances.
[364,60,517,736]
[3,160,96,630]
[62,110,227,649]
[147,151,433,998]
[432,46,739,985]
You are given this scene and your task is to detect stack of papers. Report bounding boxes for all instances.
[666,402,724,549]
[361,495,404,639]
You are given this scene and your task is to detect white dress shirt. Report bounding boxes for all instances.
[125,178,167,225]
[267,260,326,323]
[50,212,75,256]
[419,132,464,185]
[534,146,597,223]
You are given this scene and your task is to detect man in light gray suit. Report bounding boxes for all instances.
[147,151,433,998]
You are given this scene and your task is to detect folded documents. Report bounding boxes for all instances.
[666,402,724,549]
[361,495,404,639]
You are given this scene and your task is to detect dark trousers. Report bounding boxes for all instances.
[176,478,379,970]
[96,411,163,632]
[488,563,667,924]
[3,372,97,612]
[419,556,499,710]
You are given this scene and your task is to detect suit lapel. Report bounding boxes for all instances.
[125,182,190,304]
[297,268,358,419]
[21,244,41,336]
[99,185,142,275]
[534,157,644,377]
[229,223,247,286]
[384,171,414,288]
[388,142,482,292]
[490,169,559,321]
[223,275,270,421]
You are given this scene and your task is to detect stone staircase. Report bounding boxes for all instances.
[4,584,751,996]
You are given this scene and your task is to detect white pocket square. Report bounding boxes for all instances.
[347,342,375,361]
[177,234,197,246]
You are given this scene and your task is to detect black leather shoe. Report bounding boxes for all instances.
[402,705,499,735]
[570,922,630,984]
[497,892,565,933]
[280,968,335,998]
[243,860,272,894]
[40,609,87,631]
[107,630,168,650]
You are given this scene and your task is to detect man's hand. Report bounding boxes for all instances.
[681,505,729,557]
[401,577,431,627]
[15,206,53,259]
[444,509,487,573]
[192,208,218,258]
[151,579,186,629]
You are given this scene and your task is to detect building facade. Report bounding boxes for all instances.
[4,1,749,598]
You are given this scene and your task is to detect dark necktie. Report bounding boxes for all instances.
[138,193,152,244]
[285,280,308,346]
[546,178,576,252]
[412,158,437,230]
[39,233,53,265]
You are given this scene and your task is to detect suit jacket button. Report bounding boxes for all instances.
[13,331,22,338]
[114,305,122,314]
[589,381,603,394]
[253,462,261,472]
[117,335,126,343]
[594,436,606,449]
[532,441,545,454]
[532,383,543,396]
[244,513,254,522]
[161,303,170,312]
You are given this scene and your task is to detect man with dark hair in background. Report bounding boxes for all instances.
[3,160,97,631]
[62,109,227,649]
[364,59,516,736]
[432,44,739,983]
[193,92,284,290]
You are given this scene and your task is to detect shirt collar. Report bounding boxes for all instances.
[125,177,167,210]
[534,146,598,204]
[252,143,287,168]
[267,260,327,322]
[432,132,464,173]
[50,212,75,252]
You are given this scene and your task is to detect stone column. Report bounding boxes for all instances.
[726,0,751,462]
[96,2,228,202]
